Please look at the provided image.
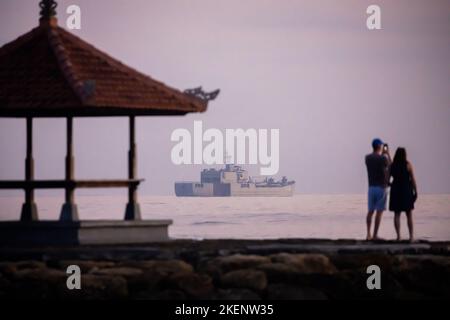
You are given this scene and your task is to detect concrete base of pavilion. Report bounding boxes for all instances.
[0,220,172,246]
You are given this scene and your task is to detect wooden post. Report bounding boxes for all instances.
[60,116,79,221]
[124,116,141,220]
[20,117,38,221]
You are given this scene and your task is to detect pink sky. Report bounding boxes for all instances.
[0,0,449,194]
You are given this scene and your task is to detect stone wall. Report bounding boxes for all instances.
[0,239,449,299]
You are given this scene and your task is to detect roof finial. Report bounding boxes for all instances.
[39,0,58,22]
[184,87,220,103]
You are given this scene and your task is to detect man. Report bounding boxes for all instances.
[365,138,391,240]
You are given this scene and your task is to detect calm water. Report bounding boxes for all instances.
[0,194,449,241]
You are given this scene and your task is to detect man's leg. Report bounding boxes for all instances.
[366,210,374,240]
[406,210,414,242]
[394,212,401,241]
[373,210,383,240]
[373,187,387,240]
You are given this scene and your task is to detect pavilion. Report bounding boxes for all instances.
[0,0,219,245]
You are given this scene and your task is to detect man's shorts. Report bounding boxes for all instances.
[368,186,387,211]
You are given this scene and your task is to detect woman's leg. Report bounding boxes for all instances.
[394,212,401,241]
[406,210,414,242]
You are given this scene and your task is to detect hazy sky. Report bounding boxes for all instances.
[0,0,449,195]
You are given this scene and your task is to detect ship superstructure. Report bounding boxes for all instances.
[175,164,295,197]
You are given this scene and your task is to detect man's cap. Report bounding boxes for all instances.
[372,138,384,148]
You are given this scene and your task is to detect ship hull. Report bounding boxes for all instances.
[175,182,294,197]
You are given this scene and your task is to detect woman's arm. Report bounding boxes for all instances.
[388,163,393,186]
[407,162,418,192]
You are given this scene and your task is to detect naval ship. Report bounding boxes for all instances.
[175,164,295,197]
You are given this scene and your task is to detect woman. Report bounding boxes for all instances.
[389,148,418,242]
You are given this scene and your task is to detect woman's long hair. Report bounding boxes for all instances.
[392,147,408,173]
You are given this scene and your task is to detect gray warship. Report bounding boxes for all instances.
[175,164,295,197]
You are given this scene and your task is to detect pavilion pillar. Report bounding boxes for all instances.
[20,117,39,221]
[60,116,79,221]
[124,115,141,220]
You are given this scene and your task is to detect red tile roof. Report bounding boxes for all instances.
[0,19,208,117]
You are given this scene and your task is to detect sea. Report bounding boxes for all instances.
[0,194,449,241]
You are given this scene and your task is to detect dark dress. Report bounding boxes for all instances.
[389,162,415,212]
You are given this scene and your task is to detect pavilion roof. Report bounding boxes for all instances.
[0,10,211,117]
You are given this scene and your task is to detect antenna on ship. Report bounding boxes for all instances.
[224,152,233,170]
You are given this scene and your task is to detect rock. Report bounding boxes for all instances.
[394,255,450,271]
[90,267,143,278]
[259,262,350,296]
[330,254,396,272]
[58,260,116,273]
[15,261,47,269]
[119,260,193,275]
[88,261,194,297]
[203,254,270,281]
[270,253,337,274]
[257,262,300,282]
[221,269,267,291]
[61,274,128,299]
[214,288,261,300]
[132,273,164,296]
[12,267,66,282]
[390,257,450,297]
[0,261,46,276]
[166,272,214,298]
[207,254,271,273]
[178,250,200,266]
[267,283,327,300]
[89,267,146,297]
[308,272,355,299]
[7,268,67,299]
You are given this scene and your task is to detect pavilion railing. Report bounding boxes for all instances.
[0,116,143,222]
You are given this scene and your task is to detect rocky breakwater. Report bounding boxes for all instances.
[0,240,449,299]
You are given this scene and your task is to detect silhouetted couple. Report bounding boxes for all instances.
[365,138,418,242]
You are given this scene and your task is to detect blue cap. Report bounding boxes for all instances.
[372,138,384,149]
